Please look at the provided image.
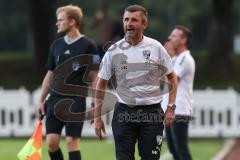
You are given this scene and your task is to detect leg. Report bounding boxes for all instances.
[46,133,63,160]
[66,136,81,160]
[165,126,181,160]
[46,133,62,152]
[137,105,164,160]
[65,97,86,160]
[45,96,65,160]
[173,118,192,160]
[112,103,138,160]
[66,136,80,152]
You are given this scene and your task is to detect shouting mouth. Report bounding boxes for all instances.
[126,28,135,33]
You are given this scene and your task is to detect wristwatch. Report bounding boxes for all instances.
[167,103,176,110]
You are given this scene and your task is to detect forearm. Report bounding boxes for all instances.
[167,72,178,104]
[88,71,98,97]
[94,78,108,118]
[39,71,52,103]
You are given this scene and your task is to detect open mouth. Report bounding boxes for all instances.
[126,28,135,32]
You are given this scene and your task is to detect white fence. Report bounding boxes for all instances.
[0,87,239,138]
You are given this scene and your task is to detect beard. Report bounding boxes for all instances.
[125,34,134,42]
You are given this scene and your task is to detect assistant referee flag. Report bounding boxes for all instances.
[17,120,43,160]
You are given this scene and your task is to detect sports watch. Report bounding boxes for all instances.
[167,103,176,110]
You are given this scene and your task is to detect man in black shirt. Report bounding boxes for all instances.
[38,5,98,160]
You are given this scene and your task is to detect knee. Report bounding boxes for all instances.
[66,137,80,151]
[46,138,60,152]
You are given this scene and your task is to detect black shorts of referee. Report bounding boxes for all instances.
[112,102,165,160]
[44,95,86,137]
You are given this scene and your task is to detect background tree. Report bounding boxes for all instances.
[208,0,234,80]
[27,0,56,77]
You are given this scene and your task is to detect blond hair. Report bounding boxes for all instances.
[56,5,83,27]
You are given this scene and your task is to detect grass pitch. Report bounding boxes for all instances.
[0,138,223,160]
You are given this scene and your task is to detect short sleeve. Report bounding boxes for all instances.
[174,57,192,79]
[86,42,97,55]
[86,41,101,65]
[158,44,174,75]
[98,51,113,80]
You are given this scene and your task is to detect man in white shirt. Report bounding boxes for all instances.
[164,25,195,160]
[94,5,178,160]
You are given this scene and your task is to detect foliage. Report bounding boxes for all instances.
[0,53,42,91]
[0,0,239,90]
[0,0,28,51]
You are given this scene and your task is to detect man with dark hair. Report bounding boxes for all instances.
[174,25,192,46]
[38,5,98,160]
[94,5,178,160]
[164,25,195,160]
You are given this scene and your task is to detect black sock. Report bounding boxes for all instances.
[48,148,64,160]
[69,150,81,160]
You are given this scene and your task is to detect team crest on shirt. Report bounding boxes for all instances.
[72,61,80,71]
[143,50,151,64]
[143,50,151,59]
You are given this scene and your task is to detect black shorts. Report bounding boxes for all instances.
[44,95,86,137]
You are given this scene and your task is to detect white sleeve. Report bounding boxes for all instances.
[158,44,174,75]
[174,57,193,79]
[98,51,113,80]
[175,60,186,79]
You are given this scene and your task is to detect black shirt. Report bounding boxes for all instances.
[45,36,99,96]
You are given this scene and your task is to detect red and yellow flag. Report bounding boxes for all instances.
[17,121,43,160]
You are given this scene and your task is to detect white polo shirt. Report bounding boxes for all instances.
[98,36,174,105]
[163,50,195,116]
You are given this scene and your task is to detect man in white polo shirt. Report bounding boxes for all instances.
[164,25,195,160]
[94,5,178,160]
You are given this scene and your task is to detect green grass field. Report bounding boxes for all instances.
[0,138,224,160]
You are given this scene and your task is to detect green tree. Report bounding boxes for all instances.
[208,0,234,79]
[27,0,56,76]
